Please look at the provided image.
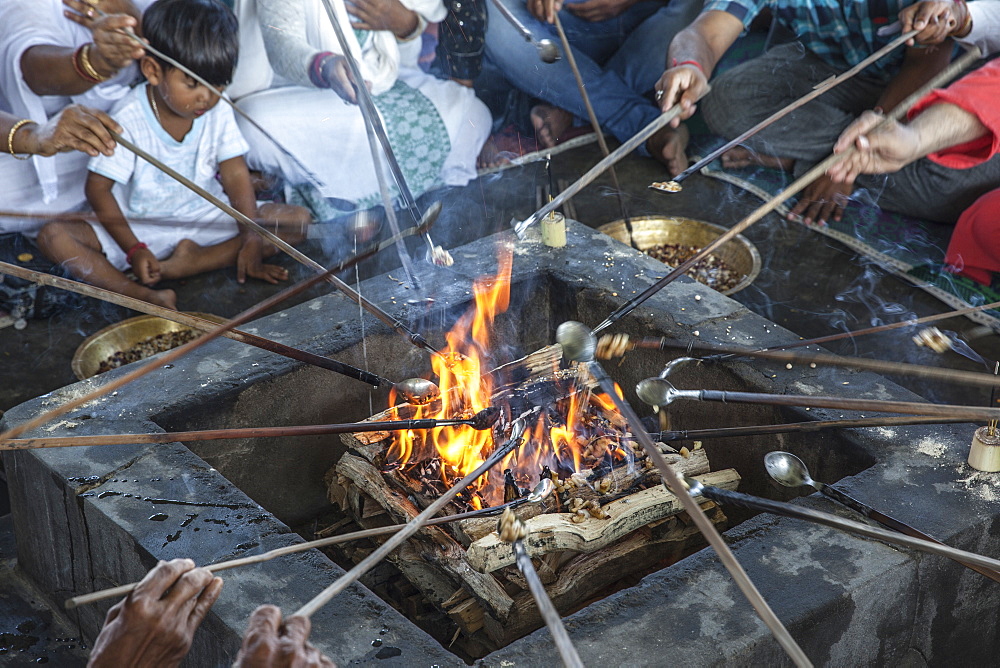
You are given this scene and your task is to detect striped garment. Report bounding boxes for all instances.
[705,0,914,77]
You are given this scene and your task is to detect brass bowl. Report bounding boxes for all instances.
[598,216,761,295]
[72,313,224,380]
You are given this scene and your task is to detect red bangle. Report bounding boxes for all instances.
[673,58,704,74]
[126,242,148,265]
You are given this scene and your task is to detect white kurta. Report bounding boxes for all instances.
[232,0,491,208]
[0,0,156,233]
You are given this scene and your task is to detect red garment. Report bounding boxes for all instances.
[944,189,1000,285]
[910,60,1000,168]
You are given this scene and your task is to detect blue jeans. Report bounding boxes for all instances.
[484,0,704,146]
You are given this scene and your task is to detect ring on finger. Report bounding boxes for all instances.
[655,89,664,101]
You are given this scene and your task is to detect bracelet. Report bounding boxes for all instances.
[6,119,35,160]
[310,51,336,88]
[80,43,110,83]
[72,44,99,83]
[673,58,704,74]
[955,3,973,37]
[126,242,149,265]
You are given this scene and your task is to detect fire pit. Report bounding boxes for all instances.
[3,221,998,666]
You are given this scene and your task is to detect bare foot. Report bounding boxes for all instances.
[646,123,690,176]
[147,288,178,310]
[720,146,795,171]
[530,104,573,149]
[477,137,512,169]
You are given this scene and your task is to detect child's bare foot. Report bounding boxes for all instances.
[647,123,690,176]
[720,146,795,171]
[248,263,289,285]
[147,288,178,310]
[531,104,573,148]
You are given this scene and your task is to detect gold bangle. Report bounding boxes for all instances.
[81,43,110,83]
[6,119,36,160]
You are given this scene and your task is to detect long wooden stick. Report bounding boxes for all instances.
[553,13,631,235]
[514,98,698,236]
[0,260,390,387]
[655,415,971,442]
[670,388,1000,421]
[110,131,440,356]
[593,44,983,334]
[513,538,584,667]
[2,414,490,451]
[585,359,812,667]
[668,29,919,186]
[293,422,527,617]
[65,495,532,609]
[629,338,1000,390]
[0,252,374,443]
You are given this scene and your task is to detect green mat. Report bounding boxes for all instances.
[695,34,1000,327]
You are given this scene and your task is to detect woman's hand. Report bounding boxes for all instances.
[346,0,419,39]
[63,2,145,77]
[17,105,120,157]
[320,55,371,104]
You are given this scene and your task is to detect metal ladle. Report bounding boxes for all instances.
[394,378,441,405]
[764,451,1000,585]
[487,0,561,63]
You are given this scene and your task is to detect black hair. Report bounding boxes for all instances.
[142,0,239,87]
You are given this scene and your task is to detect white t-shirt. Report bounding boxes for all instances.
[90,82,250,221]
[87,83,250,269]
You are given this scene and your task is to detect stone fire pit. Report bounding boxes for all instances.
[3,221,1000,665]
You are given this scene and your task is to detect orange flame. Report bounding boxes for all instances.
[386,250,632,507]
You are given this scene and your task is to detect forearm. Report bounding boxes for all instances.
[219,157,258,233]
[21,45,101,97]
[908,102,990,157]
[666,12,741,77]
[257,0,322,87]
[87,177,137,251]
[876,44,952,112]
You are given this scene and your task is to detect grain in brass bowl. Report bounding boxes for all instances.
[598,216,761,295]
[72,313,224,380]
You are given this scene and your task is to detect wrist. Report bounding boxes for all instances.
[6,119,37,160]
[87,45,118,79]
[672,58,704,74]
[395,12,423,40]
[126,242,148,265]
[953,3,973,37]
[310,52,336,88]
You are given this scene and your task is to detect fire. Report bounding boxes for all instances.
[386,249,631,507]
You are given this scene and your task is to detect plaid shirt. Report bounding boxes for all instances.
[705,0,913,77]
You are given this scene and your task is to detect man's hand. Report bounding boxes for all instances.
[899,0,970,45]
[828,110,921,183]
[20,105,119,157]
[235,605,336,668]
[237,235,288,285]
[346,0,419,38]
[527,0,563,23]
[789,175,854,226]
[653,65,708,125]
[88,559,223,668]
[564,0,636,23]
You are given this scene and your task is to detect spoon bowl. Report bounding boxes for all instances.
[537,39,560,63]
[636,376,673,408]
[394,378,440,405]
[556,321,596,362]
[764,451,816,489]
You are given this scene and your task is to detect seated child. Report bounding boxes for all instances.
[38,0,310,310]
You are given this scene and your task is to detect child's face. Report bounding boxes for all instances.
[148,62,226,121]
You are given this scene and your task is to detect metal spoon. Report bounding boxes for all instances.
[537,38,560,64]
[555,320,596,362]
[763,451,1000,584]
[394,378,441,405]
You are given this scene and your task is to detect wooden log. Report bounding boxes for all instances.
[334,454,515,621]
[482,500,728,645]
[466,468,741,573]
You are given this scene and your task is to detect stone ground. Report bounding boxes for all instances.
[1,138,998,661]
